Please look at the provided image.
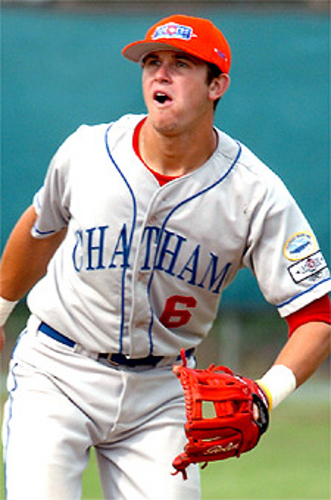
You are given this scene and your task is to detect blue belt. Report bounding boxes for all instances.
[38,322,194,367]
[39,322,75,347]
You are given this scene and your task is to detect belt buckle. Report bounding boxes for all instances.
[106,353,120,366]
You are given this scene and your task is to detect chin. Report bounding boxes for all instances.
[151,118,178,136]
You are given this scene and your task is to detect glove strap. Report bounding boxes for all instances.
[252,393,269,434]
[179,348,188,367]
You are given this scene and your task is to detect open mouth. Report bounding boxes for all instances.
[154,91,172,105]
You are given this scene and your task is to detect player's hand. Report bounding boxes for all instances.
[171,351,270,479]
[0,326,6,352]
[253,403,260,421]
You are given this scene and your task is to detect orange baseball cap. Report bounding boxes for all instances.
[122,14,231,74]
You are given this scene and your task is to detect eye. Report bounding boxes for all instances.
[176,59,189,68]
[143,57,160,68]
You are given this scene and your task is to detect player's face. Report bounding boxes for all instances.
[141,50,220,136]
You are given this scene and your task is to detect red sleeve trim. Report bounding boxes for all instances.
[285,294,331,336]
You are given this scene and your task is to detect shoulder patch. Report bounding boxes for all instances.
[287,251,327,283]
[283,232,316,261]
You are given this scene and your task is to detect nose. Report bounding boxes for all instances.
[154,62,171,82]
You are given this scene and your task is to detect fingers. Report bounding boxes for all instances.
[252,403,260,421]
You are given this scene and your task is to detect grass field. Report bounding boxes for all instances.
[79,393,330,500]
[2,388,327,500]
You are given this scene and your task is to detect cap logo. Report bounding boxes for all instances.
[214,48,227,61]
[152,22,197,41]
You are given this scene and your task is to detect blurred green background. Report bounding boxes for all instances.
[1,2,330,499]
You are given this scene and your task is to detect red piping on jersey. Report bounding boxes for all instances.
[133,118,181,186]
[285,294,331,336]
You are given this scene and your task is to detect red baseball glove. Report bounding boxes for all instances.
[172,350,269,479]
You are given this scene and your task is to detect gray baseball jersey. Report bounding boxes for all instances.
[28,113,331,356]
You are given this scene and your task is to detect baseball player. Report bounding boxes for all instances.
[1,14,330,500]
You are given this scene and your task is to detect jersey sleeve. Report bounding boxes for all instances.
[285,294,331,335]
[242,164,331,317]
[31,128,80,238]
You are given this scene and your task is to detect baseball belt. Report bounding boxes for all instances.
[38,322,194,368]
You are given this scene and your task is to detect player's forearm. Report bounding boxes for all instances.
[273,321,331,387]
[258,320,331,409]
[1,205,42,300]
[0,205,66,301]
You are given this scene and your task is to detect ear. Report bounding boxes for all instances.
[208,73,231,102]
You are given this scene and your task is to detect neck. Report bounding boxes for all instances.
[139,117,218,177]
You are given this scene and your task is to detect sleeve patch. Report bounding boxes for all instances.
[287,251,327,284]
[283,232,317,261]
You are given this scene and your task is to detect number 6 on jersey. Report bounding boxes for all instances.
[159,295,197,328]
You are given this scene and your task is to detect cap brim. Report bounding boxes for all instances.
[122,41,189,63]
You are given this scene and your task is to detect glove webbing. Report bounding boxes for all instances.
[172,350,269,479]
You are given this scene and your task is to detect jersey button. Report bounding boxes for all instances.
[138,271,149,283]
[148,215,157,224]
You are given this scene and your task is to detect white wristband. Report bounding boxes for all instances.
[0,297,19,327]
[258,365,297,410]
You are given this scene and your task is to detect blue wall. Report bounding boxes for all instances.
[2,8,329,308]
